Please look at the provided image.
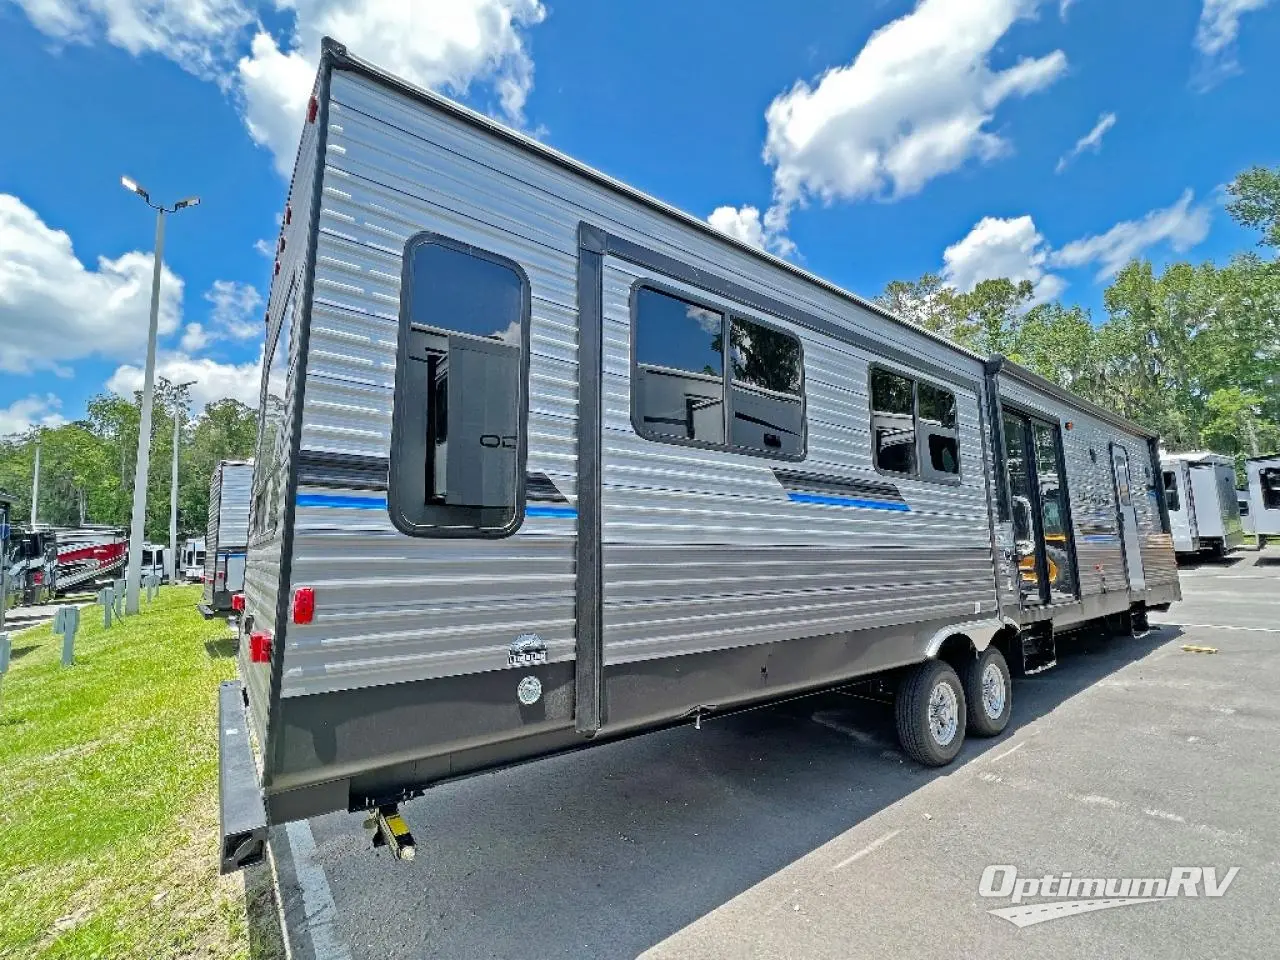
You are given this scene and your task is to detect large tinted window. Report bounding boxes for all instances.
[633,287,725,444]
[407,243,524,344]
[871,368,961,481]
[389,235,528,538]
[1262,468,1280,510]
[871,368,918,476]
[632,285,805,457]
[729,316,804,456]
[918,381,959,478]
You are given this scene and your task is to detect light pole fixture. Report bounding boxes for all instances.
[168,380,197,585]
[121,176,200,614]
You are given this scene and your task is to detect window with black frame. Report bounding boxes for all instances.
[632,285,804,458]
[388,235,529,537]
[1162,470,1180,512]
[871,368,960,481]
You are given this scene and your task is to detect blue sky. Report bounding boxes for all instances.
[1,0,1277,434]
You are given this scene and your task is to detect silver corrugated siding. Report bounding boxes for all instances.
[241,103,324,739]
[268,69,1002,699]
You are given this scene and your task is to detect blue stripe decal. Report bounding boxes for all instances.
[526,505,578,518]
[295,493,577,519]
[297,493,387,510]
[787,491,911,512]
[1081,534,1120,543]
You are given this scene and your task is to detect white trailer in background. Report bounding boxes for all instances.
[1160,452,1243,558]
[215,40,1182,874]
[201,461,253,616]
[181,538,207,582]
[1246,454,1280,548]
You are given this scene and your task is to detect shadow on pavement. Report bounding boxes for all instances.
[302,623,1180,960]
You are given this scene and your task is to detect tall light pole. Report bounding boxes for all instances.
[121,176,199,614]
[30,434,41,527]
[168,380,196,584]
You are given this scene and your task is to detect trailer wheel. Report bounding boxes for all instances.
[895,661,967,766]
[961,647,1012,737]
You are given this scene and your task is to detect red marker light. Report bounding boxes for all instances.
[249,632,273,663]
[231,593,246,612]
[292,587,315,625]
[307,96,318,124]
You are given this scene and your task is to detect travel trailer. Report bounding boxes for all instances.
[139,543,168,582]
[181,538,207,583]
[1238,490,1254,537]
[1160,452,1244,558]
[202,461,253,616]
[1246,454,1280,548]
[217,41,1181,873]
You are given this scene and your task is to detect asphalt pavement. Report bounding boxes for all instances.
[269,549,1280,960]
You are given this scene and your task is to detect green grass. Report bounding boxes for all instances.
[0,586,284,960]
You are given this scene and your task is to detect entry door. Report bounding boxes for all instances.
[1110,445,1146,592]
[1002,409,1079,606]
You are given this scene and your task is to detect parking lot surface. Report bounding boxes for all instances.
[272,551,1280,959]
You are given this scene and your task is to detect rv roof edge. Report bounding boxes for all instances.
[986,355,1159,441]
[318,36,986,369]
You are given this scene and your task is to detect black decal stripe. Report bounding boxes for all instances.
[773,468,906,504]
[297,451,389,491]
[526,472,569,503]
[295,449,568,503]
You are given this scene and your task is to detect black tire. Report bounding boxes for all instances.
[960,646,1012,737]
[895,660,967,766]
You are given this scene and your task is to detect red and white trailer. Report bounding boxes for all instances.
[51,526,128,594]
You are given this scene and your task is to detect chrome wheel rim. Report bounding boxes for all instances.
[981,662,1006,719]
[928,680,959,746]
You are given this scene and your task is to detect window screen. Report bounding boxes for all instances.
[1162,470,1180,512]
[389,234,529,538]
[632,285,805,458]
[871,368,960,481]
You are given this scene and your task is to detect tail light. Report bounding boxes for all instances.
[231,593,245,612]
[292,587,315,625]
[249,631,273,663]
[33,571,44,585]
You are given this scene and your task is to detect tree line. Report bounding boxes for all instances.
[0,382,257,542]
[1,168,1277,533]
[877,166,1280,476]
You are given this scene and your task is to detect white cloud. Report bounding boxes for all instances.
[1051,189,1212,279]
[0,193,183,374]
[204,279,263,340]
[1195,0,1272,58]
[1059,0,1076,18]
[180,323,209,352]
[705,204,800,258]
[9,0,252,82]
[254,237,275,258]
[707,205,767,250]
[107,349,262,411]
[237,0,548,173]
[759,0,1066,238]
[942,215,1066,303]
[1055,111,1116,173]
[0,394,68,437]
[236,31,318,176]
[11,1,550,177]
